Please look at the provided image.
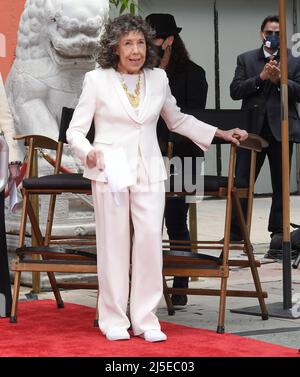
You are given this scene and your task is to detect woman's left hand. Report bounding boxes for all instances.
[215,128,248,146]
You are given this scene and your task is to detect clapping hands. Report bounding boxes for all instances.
[260,57,281,84]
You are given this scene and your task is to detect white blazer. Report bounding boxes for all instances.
[66,67,217,183]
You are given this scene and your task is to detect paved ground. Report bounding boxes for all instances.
[16,196,300,350]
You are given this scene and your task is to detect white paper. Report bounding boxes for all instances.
[103,148,132,193]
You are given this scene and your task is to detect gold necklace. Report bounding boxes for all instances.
[120,73,142,108]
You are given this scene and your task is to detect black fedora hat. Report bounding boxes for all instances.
[146,13,182,38]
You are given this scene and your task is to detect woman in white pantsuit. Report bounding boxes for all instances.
[67,15,247,342]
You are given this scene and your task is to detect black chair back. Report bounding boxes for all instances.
[58,107,95,144]
[166,107,259,193]
[177,107,259,145]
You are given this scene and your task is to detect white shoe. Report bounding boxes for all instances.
[106,328,130,341]
[141,329,167,342]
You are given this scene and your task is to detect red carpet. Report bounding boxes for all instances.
[0,300,298,357]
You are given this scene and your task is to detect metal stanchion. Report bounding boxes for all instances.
[30,149,40,293]
[189,202,199,281]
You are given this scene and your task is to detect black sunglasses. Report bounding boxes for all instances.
[264,30,280,36]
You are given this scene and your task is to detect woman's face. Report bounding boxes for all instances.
[116,30,146,74]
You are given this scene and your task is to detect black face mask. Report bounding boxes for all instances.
[156,39,167,59]
[157,45,165,58]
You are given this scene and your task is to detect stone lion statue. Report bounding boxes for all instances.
[5,0,109,160]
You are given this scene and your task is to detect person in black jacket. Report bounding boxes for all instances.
[230,15,300,254]
[146,13,208,307]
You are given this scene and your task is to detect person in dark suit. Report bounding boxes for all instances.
[230,15,300,251]
[146,13,208,307]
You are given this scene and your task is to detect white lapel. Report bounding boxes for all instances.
[109,68,141,124]
[137,68,151,124]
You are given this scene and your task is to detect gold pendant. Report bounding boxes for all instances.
[130,96,139,108]
[120,73,141,108]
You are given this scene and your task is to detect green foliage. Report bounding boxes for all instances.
[109,0,139,15]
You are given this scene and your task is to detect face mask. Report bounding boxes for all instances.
[156,39,167,59]
[157,46,165,58]
[264,34,280,50]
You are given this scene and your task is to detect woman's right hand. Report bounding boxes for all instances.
[215,128,248,146]
[86,149,105,171]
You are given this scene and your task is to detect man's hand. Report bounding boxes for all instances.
[86,149,105,171]
[215,128,248,146]
[266,61,281,83]
[260,57,281,83]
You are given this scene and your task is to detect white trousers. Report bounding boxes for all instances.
[91,159,165,335]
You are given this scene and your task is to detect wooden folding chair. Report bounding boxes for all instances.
[10,107,98,323]
[162,108,269,333]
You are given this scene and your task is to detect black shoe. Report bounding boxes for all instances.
[220,234,244,243]
[269,232,283,249]
[264,233,283,260]
[171,294,188,309]
[264,249,283,260]
[264,248,300,261]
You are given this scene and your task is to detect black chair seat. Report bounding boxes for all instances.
[204,175,248,191]
[16,246,96,260]
[23,173,91,190]
[163,250,221,263]
[167,174,248,193]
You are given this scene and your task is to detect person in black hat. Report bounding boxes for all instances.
[146,13,208,308]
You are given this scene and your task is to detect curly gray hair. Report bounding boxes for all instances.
[97,14,159,69]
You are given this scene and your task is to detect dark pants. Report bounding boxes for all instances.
[231,123,294,240]
[164,196,190,289]
[0,191,12,316]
